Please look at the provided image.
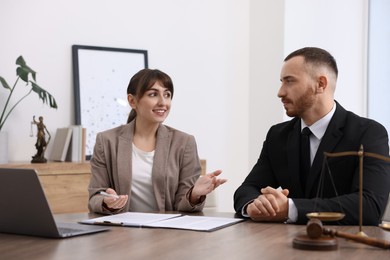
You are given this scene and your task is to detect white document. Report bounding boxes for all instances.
[80,212,181,226]
[80,212,244,232]
[145,215,245,231]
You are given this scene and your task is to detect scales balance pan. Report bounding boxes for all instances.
[379,223,390,231]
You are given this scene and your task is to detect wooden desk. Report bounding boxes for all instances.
[0,211,389,259]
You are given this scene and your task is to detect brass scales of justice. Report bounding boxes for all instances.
[292,145,390,250]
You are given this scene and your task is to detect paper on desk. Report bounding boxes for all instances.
[80,212,182,226]
[80,212,244,231]
[145,215,245,232]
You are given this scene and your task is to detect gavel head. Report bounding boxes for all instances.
[306,218,323,239]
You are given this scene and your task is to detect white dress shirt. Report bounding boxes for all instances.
[287,102,336,222]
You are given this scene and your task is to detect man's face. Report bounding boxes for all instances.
[278,56,317,118]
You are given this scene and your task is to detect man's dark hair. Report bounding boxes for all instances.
[284,47,338,78]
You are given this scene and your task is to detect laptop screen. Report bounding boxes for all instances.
[0,168,109,238]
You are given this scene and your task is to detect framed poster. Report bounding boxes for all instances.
[72,45,148,159]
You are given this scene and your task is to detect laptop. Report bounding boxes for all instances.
[0,168,109,238]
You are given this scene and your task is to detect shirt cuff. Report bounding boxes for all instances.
[187,186,206,206]
[286,198,298,223]
[240,200,254,217]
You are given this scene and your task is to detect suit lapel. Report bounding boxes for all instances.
[117,123,134,198]
[152,125,172,210]
[305,102,347,196]
[287,120,305,197]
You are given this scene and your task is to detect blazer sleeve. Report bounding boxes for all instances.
[233,127,279,214]
[88,132,116,214]
[174,134,205,212]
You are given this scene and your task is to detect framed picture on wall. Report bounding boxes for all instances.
[72,45,148,159]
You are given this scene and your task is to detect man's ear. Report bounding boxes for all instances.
[316,75,328,93]
[128,94,137,109]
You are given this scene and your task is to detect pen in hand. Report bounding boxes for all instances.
[99,191,120,199]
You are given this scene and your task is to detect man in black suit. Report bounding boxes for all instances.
[234,47,390,225]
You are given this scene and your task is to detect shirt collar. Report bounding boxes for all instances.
[301,102,336,140]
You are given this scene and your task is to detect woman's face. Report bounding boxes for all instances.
[129,82,172,125]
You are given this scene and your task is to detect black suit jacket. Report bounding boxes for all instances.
[234,102,390,225]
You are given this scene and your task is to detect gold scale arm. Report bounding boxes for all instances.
[323,145,390,235]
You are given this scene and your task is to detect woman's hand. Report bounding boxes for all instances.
[102,188,128,211]
[190,170,227,204]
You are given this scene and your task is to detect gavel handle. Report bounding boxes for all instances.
[323,228,390,249]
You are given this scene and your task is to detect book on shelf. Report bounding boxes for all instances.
[50,127,72,162]
[50,126,86,162]
[66,125,84,162]
[81,127,86,162]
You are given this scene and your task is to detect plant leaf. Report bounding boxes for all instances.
[16,56,26,66]
[0,76,11,90]
[16,56,36,82]
[30,81,58,109]
[16,67,29,82]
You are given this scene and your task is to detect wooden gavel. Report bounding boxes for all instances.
[307,218,390,249]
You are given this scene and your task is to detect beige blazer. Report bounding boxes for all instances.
[88,121,204,214]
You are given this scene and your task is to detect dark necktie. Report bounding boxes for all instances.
[300,127,312,190]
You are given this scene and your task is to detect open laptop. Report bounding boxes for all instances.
[0,168,109,238]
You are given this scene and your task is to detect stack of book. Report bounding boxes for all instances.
[50,125,86,162]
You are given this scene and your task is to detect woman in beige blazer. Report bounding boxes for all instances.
[88,69,226,214]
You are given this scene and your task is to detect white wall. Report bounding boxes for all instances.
[284,0,368,118]
[249,0,285,167]
[0,0,369,212]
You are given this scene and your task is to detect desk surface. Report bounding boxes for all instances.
[1,210,389,260]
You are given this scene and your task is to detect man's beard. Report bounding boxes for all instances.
[285,87,316,118]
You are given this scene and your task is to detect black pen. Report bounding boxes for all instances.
[94,220,123,226]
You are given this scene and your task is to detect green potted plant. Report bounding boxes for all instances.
[0,56,58,163]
